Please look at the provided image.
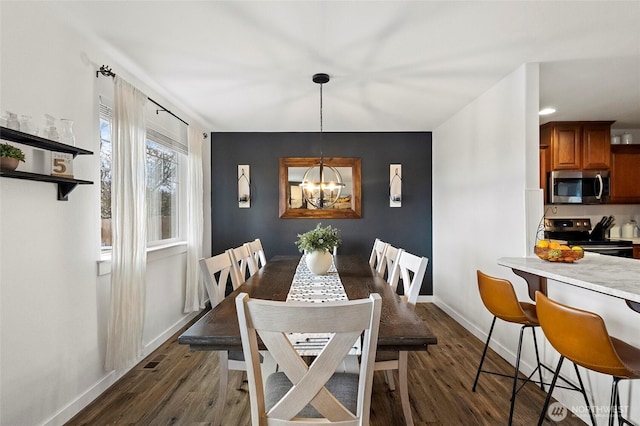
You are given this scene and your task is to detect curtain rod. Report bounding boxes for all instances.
[97,65,190,127]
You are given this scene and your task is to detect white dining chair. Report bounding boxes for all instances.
[374,250,429,426]
[226,244,259,288]
[199,253,253,426]
[368,238,389,272]
[377,243,402,283]
[244,238,267,270]
[236,292,382,425]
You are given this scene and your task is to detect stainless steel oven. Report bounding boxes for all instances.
[544,217,633,258]
[570,243,633,258]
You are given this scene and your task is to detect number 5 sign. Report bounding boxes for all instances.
[51,152,74,178]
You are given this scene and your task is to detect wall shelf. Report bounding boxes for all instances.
[0,126,94,200]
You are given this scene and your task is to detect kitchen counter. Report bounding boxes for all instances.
[498,253,640,305]
[610,237,640,244]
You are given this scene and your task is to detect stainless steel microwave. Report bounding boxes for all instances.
[548,170,609,204]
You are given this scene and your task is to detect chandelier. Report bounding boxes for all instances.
[299,73,345,209]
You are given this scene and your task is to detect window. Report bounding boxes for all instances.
[100,103,187,250]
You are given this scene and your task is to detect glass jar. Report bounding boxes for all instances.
[43,114,58,141]
[19,115,37,135]
[59,119,75,146]
[6,112,20,130]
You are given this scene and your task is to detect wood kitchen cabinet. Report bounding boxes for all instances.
[539,145,550,201]
[540,121,613,171]
[610,144,640,203]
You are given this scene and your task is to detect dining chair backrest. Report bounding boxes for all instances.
[378,244,402,282]
[368,238,388,271]
[244,238,267,270]
[199,253,234,307]
[388,250,429,305]
[236,292,382,425]
[227,245,259,289]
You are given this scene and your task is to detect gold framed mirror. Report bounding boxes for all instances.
[279,157,362,218]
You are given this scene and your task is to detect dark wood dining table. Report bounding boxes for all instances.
[178,255,438,352]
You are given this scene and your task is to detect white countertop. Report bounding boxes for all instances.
[498,253,640,303]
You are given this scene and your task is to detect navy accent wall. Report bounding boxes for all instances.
[210,132,433,294]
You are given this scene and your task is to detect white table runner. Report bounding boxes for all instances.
[286,255,359,356]
[286,254,348,303]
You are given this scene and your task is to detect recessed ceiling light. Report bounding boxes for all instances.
[539,107,556,116]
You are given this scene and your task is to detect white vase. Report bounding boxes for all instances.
[305,250,333,275]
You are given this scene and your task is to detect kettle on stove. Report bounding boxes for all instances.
[621,220,639,238]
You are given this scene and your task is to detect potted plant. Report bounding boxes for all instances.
[0,142,26,171]
[296,223,342,275]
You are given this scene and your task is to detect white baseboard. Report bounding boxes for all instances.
[431,297,538,375]
[432,297,599,424]
[43,311,201,426]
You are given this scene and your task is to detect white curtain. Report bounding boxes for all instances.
[105,77,148,371]
[184,125,205,312]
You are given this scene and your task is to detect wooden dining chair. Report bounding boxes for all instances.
[226,244,259,288]
[244,238,267,270]
[199,253,253,426]
[236,292,382,425]
[377,243,402,283]
[374,250,429,426]
[368,238,388,272]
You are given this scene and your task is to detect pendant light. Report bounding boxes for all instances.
[299,73,345,209]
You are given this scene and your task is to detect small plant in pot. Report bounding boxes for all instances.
[0,142,26,171]
[296,223,342,275]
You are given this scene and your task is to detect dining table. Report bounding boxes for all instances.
[178,255,438,352]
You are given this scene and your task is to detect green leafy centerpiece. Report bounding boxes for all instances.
[296,223,341,275]
[0,142,26,171]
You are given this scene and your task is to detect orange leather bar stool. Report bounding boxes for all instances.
[472,270,546,425]
[536,292,640,426]
[473,271,592,425]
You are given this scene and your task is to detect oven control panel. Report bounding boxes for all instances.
[544,218,591,232]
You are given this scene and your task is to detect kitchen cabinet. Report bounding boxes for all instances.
[539,145,550,202]
[0,126,93,200]
[540,121,613,171]
[634,245,640,260]
[609,144,640,203]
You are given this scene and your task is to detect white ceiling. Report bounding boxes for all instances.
[47,1,640,131]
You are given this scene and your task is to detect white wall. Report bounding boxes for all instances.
[0,4,207,425]
[433,62,539,371]
[433,63,639,424]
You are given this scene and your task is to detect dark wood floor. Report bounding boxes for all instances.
[66,304,585,425]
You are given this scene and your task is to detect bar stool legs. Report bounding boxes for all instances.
[473,317,546,425]
[537,356,597,426]
[472,316,497,393]
[609,377,634,426]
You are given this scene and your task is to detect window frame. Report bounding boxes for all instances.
[99,100,188,253]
